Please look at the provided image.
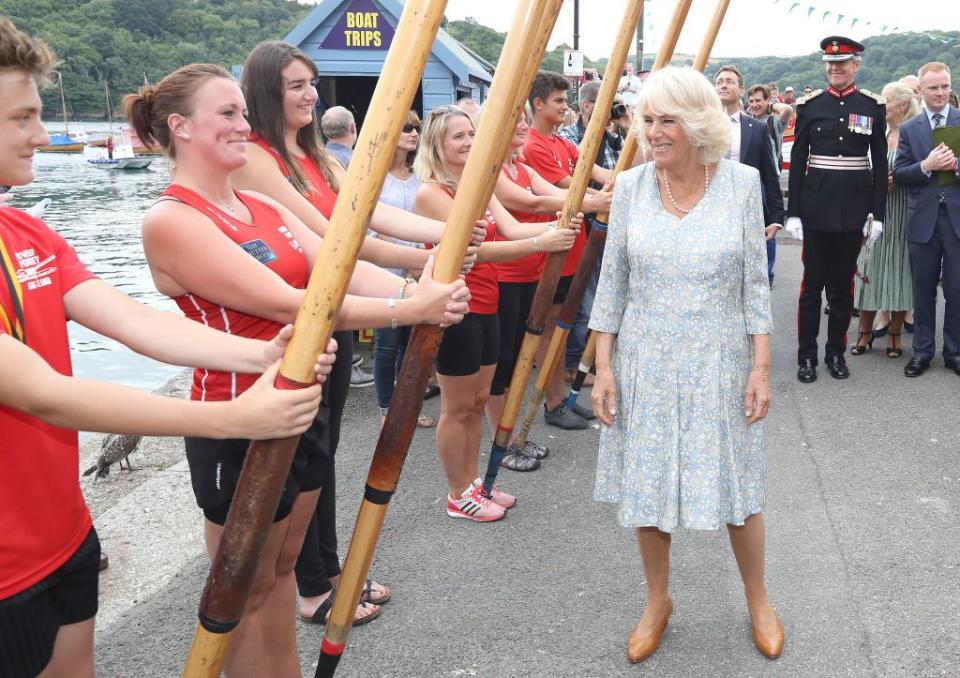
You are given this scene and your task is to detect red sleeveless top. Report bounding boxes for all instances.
[162,184,308,402]
[468,210,500,314]
[497,162,549,284]
[434,186,499,315]
[249,134,338,219]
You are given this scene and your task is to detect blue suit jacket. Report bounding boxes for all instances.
[892,106,960,243]
[739,115,785,226]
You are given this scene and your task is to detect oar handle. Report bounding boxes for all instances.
[693,0,732,72]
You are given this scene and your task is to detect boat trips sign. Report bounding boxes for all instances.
[321,0,396,50]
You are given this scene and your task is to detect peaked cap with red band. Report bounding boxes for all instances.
[820,35,865,62]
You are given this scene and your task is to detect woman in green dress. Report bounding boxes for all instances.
[851,82,919,358]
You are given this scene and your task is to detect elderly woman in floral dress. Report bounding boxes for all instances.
[590,67,782,663]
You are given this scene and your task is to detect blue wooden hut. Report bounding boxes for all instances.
[284,0,494,127]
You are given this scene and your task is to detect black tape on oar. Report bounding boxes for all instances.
[363,484,394,505]
[524,322,544,336]
[589,217,608,232]
[556,319,573,331]
[482,442,510,495]
[198,611,239,635]
[314,644,343,678]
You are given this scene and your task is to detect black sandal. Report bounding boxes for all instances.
[850,330,874,355]
[887,332,903,358]
[301,591,382,626]
[360,579,391,605]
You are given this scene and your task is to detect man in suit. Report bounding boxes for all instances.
[892,62,960,377]
[714,65,785,286]
[785,36,887,383]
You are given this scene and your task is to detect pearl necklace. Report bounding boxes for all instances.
[661,165,710,215]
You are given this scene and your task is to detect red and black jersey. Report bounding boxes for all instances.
[0,207,96,599]
[163,185,308,401]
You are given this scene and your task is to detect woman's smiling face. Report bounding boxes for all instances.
[281,58,319,132]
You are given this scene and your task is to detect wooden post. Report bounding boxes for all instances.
[312,1,565,676]
[180,1,449,675]
[692,0,732,73]
[480,0,648,496]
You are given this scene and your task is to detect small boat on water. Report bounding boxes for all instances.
[87,156,153,170]
[85,82,153,170]
[38,72,85,153]
[38,134,84,153]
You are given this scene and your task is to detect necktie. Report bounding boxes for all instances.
[933,112,945,129]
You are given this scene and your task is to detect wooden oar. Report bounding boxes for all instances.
[480,0,653,496]
[692,0,732,72]
[312,1,564,676]
[563,329,596,411]
[180,2,448,676]
[510,0,729,447]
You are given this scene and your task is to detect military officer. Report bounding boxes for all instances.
[785,36,887,383]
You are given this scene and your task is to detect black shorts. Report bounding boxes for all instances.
[186,435,304,525]
[436,312,500,376]
[492,281,537,396]
[0,527,100,678]
[553,275,573,305]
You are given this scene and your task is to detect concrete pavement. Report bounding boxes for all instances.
[82,237,959,677]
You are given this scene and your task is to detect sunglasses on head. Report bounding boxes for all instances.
[402,123,421,133]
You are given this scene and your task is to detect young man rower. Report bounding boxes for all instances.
[0,19,333,678]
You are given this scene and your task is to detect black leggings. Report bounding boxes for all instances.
[491,281,537,396]
[294,330,352,597]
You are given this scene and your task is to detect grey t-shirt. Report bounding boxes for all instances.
[752,113,786,169]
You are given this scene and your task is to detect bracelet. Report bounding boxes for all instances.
[546,221,557,232]
[387,297,399,329]
[398,276,414,300]
[532,237,542,253]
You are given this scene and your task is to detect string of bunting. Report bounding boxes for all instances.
[773,0,960,46]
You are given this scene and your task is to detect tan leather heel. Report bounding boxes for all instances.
[752,612,784,659]
[627,598,673,663]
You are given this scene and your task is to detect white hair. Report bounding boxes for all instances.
[631,66,730,166]
[320,106,354,139]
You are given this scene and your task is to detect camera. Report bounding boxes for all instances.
[610,103,627,119]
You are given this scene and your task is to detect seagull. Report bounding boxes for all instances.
[83,433,141,479]
[24,198,52,219]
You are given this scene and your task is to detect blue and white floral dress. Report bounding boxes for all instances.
[589,159,774,531]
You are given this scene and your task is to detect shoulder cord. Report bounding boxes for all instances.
[0,232,27,343]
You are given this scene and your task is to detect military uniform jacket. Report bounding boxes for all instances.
[788,85,888,232]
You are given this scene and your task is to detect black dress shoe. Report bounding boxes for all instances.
[904,357,931,377]
[797,359,817,383]
[945,359,960,376]
[825,356,850,379]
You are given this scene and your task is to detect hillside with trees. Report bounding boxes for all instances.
[447,16,959,94]
[1,0,311,119]
[4,0,957,119]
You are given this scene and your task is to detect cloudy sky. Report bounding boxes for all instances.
[441,0,960,60]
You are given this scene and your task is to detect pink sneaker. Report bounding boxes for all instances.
[446,485,505,522]
[473,478,516,509]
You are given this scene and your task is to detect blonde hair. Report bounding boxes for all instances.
[919,62,951,80]
[632,66,730,166]
[413,105,473,191]
[882,81,920,123]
